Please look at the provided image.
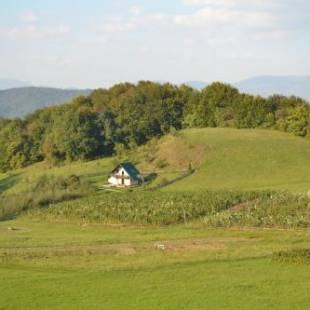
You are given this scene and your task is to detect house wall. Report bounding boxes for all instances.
[108,167,135,187]
[107,176,120,186]
[124,178,132,186]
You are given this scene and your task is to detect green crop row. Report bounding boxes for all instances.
[203,192,310,228]
[28,190,271,225]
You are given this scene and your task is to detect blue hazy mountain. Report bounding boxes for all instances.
[0,87,92,118]
[184,76,310,102]
[184,81,208,89]
[0,79,32,90]
[235,76,310,101]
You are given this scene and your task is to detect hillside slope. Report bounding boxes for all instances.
[0,87,92,118]
[163,128,310,192]
[1,128,310,195]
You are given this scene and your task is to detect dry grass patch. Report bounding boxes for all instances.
[0,237,233,263]
[137,133,207,172]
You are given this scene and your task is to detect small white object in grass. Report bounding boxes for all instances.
[7,227,18,231]
[155,244,166,251]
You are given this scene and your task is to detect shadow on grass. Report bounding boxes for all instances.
[144,173,158,183]
[0,174,20,193]
[148,169,195,191]
[0,213,17,222]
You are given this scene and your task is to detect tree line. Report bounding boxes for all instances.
[0,81,309,172]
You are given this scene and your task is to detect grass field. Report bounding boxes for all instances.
[1,128,310,309]
[1,219,310,309]
[0,157,115,196]
[164,128,310,192]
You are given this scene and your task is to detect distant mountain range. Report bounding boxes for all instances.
[183,81,208,90]
[0,79,32,90]
[185,76,310,102]
[0,87,92,118]
[235,76,310,101]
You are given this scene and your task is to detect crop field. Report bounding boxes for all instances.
[28,191,266,225]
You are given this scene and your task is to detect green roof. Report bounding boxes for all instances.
[112,162,141,181]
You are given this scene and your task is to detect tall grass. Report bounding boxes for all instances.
[0,175,94,220]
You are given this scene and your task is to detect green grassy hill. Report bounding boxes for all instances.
[0,158,115,195]
[1,127,310,195]
[163,128,310,192]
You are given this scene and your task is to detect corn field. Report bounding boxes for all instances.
[28,191,271,225]
[204,192,310,228]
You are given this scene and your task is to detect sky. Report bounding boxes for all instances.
[0,0,309,88]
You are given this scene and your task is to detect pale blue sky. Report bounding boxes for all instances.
[0,0,309,88]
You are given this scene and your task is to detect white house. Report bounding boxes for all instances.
[108,162,142,187]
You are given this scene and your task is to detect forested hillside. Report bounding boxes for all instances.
[0,87,92,118]
[0,81,309,172]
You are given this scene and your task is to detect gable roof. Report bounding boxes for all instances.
[112,161,141,181]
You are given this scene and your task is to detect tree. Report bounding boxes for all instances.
[0,120,31,171]
[67,109,101,160]
[277,106,310,137]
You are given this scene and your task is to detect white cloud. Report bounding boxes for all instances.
[183,0,271,7]
[101,6,145,34]
[129,6,143,16]
[19,12,38,23]
[253,29,289,40]
[0,25,70,39]
[103,17,134,33]
[101,1,277,36]
[173,7,275,28]
[222,50,266,61]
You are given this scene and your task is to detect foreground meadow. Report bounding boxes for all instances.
[0,219,310,309]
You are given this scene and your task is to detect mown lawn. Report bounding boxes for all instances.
[0,219,309,309]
